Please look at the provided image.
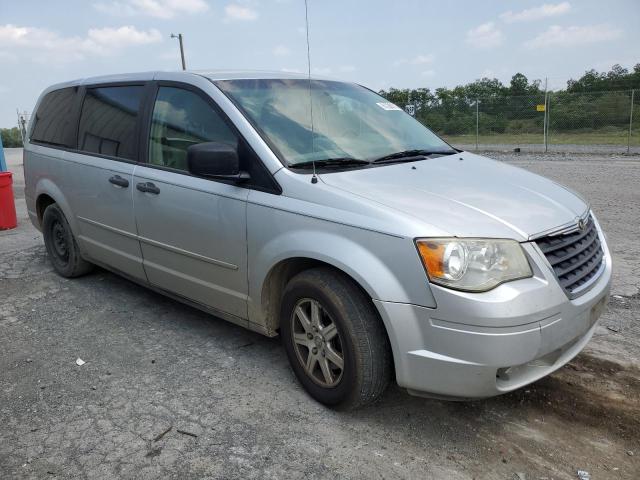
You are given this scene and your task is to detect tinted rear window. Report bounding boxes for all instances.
[77,86,144,161]
[31,87,78,147]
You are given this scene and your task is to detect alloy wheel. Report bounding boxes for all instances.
[290,298,344,387]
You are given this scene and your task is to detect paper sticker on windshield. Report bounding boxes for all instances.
[376,102,402,111]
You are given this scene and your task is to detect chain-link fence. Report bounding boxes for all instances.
[408,89,639,154]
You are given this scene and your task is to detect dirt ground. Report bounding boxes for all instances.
[1,148,639,479]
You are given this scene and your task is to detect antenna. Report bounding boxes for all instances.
[304,0,318,184]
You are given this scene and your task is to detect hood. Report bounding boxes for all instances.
[319,152,588,241]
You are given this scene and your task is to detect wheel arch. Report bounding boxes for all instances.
[35,193,56,227]
[255,250,399,344]
[260,257,376,332]
[34,179,79,234]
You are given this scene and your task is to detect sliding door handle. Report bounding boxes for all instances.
[136,182,160,194]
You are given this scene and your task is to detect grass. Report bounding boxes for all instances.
[442,130,640,146]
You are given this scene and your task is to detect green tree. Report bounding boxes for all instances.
[567,64,640,92]
[508,73,542,96]
[0,127,23,148]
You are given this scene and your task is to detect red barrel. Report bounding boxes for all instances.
[0,171,18,230]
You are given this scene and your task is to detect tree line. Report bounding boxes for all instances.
[379,64,640,136]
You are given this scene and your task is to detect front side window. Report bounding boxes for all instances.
[77,86,144,161]
[31,87,78,148]
[148,87,237,171]
[215,79,453,166]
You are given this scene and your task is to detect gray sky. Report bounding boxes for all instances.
[1,0,639,127]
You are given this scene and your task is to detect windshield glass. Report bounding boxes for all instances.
[215,79,453,166]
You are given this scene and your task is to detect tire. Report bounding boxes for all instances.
[42,203,93,278]
[280,267,391,409]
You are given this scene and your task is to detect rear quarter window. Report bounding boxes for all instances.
[30,87,79,148]
[77,86,145,161]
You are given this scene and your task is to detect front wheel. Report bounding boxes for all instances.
[280,268,391,409]
[42,203,93,278]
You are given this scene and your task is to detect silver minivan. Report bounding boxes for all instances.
[24,71,611,409]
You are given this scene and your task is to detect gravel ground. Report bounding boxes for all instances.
[1,148,639,479]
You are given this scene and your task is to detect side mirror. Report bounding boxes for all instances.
[187,142,250,183]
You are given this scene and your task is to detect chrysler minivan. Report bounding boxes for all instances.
[24,71,611,409]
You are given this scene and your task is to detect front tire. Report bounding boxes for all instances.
[281,267,391,409]
[42,204,93,278]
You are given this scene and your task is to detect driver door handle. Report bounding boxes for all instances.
[136,182,160,195]
[108,175,129,188]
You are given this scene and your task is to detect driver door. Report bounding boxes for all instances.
[133,84,249,319]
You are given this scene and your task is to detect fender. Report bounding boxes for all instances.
[248,227,437,329]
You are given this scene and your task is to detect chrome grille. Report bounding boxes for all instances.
[535,215,604,296]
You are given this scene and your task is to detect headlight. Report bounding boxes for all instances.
[415,238,532,292]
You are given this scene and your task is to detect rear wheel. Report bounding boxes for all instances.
[42,204,93,278]
[280,267,391,409]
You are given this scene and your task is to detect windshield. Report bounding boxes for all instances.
[215,79,453,167]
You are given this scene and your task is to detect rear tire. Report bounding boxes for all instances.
[280,267,391,409]
[42,204,93,278]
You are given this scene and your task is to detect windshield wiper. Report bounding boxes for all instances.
[291,157,371,169]
[371,149,457,164]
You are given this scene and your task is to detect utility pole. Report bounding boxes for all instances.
[628,89,635,154]
[546,89,551,153]
[543,77,548,153]
[475,99,479,151]
[16,109,28,144]
[170,33,186,70]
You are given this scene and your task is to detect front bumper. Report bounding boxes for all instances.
[375,219,612,399]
